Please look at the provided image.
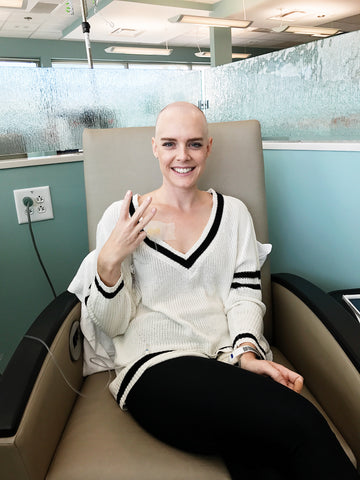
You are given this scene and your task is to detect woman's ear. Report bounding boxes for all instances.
[206,137,213,156]
[152,137,158,158]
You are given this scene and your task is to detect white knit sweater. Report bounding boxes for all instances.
[69,189,272,408]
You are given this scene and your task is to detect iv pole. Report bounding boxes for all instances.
[80,0,93,69]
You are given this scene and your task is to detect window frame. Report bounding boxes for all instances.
[0,58,40,67]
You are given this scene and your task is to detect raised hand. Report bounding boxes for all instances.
[97,190,157,286]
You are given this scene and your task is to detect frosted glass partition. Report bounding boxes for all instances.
[203,30,360,141]
[0,68,202,157]
[1,30,360,159]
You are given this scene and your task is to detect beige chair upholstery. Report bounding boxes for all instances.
[82,121,272,334]
[1,121,359,480]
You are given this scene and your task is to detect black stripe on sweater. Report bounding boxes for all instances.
[117,351,171,405]
[95,276,124,299]
[231,282,261,290]
[130,192,224,269]
[232,333,266,358]
[233,271,261,279]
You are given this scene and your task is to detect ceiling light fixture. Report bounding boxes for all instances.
[194,52,251,59]
[232,52,252,59]
[269,10,307,21]
[169,15,252,29]
[110,28,143,38]
[105,46,173,56]
[0,0,27,7]
[273,25,340,37]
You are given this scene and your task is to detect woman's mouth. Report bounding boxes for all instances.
[172,167,195,174]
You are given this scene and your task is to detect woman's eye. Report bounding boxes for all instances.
[163,142,174,147]
[190,142,202,148]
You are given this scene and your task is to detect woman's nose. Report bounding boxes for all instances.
[176,145,190,161]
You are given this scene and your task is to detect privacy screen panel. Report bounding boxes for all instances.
[1,29,360,159]
[203,30,360,141]
[0,68,202,157]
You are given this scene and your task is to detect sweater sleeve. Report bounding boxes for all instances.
[85,200,139,339]
[224,204,270,359]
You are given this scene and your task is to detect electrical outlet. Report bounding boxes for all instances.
[13,186,54,224]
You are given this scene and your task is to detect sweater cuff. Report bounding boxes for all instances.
[94,272,124,299]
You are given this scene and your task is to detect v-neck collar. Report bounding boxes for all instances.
[130,189,224,269]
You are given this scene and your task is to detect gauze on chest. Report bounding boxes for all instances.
[144,220,176,241]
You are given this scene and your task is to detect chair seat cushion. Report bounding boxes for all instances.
[46,371,230,480]
[272,349,356,466]
[46,348,355,479]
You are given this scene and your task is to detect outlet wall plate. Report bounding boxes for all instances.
[13,186,54,224]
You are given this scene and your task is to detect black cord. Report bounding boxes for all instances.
[25,203,57,299]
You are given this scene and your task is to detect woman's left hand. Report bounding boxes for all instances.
[240,355,304,393]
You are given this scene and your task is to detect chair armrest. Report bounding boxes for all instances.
[271,273,360,467]
[0,291,83,480]
[0,291,80,437]
[272,273,360,372]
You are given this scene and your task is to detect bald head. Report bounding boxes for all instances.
[151,101,213,168]
[154,102,209,140]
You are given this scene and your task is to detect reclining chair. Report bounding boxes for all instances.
[1,120,359,480]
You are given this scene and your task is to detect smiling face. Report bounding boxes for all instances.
[152,102,213,191]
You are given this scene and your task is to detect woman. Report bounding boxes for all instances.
[70,102,359,479]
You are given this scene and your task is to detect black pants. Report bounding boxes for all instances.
[126,356,359,480]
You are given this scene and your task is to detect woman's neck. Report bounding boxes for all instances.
[154,185,205,211]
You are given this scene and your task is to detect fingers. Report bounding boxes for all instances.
[241,357,287,388]
[120,190,133,220]
[131,228,147,249]
[270,362,304,392]
[293,375,304,393]
[132,195,153,224]
[119,190,156,232]
[241,358,304,393]
[97,192,157,287]
[122,191,157,249]
[135,208,157,234]
[262,363,289,388]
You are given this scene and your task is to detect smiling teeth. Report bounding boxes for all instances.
[173,167,193,173]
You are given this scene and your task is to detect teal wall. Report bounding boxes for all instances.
[0,161,89,372]
[264,148,360,291]
[1,148,359,372]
